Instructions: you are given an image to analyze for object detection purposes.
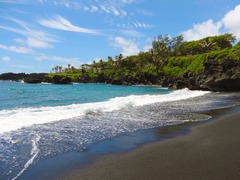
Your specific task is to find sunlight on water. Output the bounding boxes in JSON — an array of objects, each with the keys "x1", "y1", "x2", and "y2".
[
  {"x1": 1, "y1": 82, "x2": 240, "y2": 179},
  {"x1": 0, "y1": 88, "x2": 208, "y2": 134}
]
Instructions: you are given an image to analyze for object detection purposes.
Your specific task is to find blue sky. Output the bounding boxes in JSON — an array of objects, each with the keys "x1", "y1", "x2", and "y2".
[{"x1": 1, "y1": 0, "x2": 240, "y2": 73}]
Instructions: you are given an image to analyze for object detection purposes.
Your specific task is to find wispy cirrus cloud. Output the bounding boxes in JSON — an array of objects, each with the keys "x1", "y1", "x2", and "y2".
[
  {"x1": 39, "y1": 0, "x2": 130, "y2": 17},
  {"x1": 35, "y1": 54, "x2": 82, "y2": 67},
  {"x1": 0, "y1": 44, "x2": 33, "y2": 54},
  {"x1": 132, "y1": 21, "x2": 152, "y2": 29},
  {"x1": 136, "y1": 9, "x2": 154, "y2": 16},
  {"x1": 36, "y1": 0, "x2": 151, "y2": 31},
  {"x1": 2, "y1": 56, "x2": 11, "y2": 62},
  {"x1": 121, "y1": 0, "x2": 138, "y2": 4},
  {"x1": 117, "y1": 21, "x2": 152, "y2": 29},
  {"x1": 0, "y1": 18, "x2": 58, "y2": 44},
  {"x1": 120, "y1": 29, "x2": 143, "y2": 38},
  {"x1": 0, "y1": 0, "x2": 31, "y2": 4},
  {"x1": 38, "y1": 15, "x2": 99, "y2": 35},
  {"x1": 15, "y1": 37, "x2": 54, "y2": 49},
  {"x1": 0, "y1": 18, "x2": 57, "y2": 53},
  {"x1": 11, "y1": 8, "x2": 30, "y2": 14}
]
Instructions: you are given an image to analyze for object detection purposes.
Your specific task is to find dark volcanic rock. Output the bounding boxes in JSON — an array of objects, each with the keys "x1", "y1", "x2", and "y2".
[
  {"x1": 197, "y1": 59, "x2": 240, "y2": 91},
  {"x1": 0, "y1": 73, "x2": 28, "y2": 81},
  {"x1": 162, "y1": 56, "x2": 240, "y2": 92},
  {"x1": 52, "y1": 75, "x2": 72, "y2": 84},
  {"x1": 24, "y1": 73, "x2": 50, "y2": 84},
  {"x1": 1, "y1": 54, "x2": 240, "y2": 91}
]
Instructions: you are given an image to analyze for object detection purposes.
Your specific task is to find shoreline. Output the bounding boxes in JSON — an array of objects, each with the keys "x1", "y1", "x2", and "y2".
[{"x1": 57, "y1": 106, "x2": 240, "y2": 180}]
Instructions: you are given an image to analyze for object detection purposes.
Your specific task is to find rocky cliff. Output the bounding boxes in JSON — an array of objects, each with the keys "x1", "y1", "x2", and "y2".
[
  {"x1": 166, "y1": 58, "x2": 240, "y2": 91},
  {"x1": 1, "y1": 57, "x2": 240, "y2": 91}
]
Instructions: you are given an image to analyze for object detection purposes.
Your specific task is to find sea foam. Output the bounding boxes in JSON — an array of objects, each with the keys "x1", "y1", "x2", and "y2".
[{"x1": 0, "y1": 89, "x2": 209, "y2": 134}]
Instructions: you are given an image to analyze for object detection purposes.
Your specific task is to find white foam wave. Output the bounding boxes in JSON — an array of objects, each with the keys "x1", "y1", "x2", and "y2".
[
  {"x1": 0, "y1": 89, "x2": 209, "y2": 134},
  {"x1": 12, "y1": 134, "x2": 40, "y2": 180}
]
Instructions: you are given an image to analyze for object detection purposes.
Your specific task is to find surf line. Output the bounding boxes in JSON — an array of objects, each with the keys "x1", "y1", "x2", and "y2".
[{"x1": 12, "y1": 134, "x2": 40, "y2": 180}]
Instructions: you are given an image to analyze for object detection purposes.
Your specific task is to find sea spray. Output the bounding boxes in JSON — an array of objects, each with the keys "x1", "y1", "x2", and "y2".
[
  {"x1": 12, "y1": 134, "x2": 40, "y2": 180},
  {"x1": 2, "y1": 82, "x2": 240, "y2": 179},
  {"x1": 0, "y1": 89, "x2": 209, "y2": 134}
]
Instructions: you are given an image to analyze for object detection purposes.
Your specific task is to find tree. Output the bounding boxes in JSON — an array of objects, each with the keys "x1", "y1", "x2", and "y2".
[
  {"x1": 81, "y1": 64, "x2": 86, "y2": 75},
  {"x1": 151, "y1": 34, "x2": 172, "y2": 68},
  {"x1": 59, "y1": 66, "x2": 62, "y2": 73},
  {"x1": 67, "y1": 64, "x2": 71, "y2": 72},
  {"x1": 138, "y1": 51, "x2": 153, "y2": 68},
  {"x1": 178, "y1": 34, "x2": 236, "y2": 56},
  {"x1": 107, "y1": 56, "x2": 114, "y2": 67},
  {"x1": 99, "y1": 59, "x2": 105, "y2": 71},
  {"x1": 172, "y1": 35, "x2": 184, "y2": 56},
  {"x1": 71, "y1": 66, "x2": 76, "y2": 73},
  {"x1": 200, "y1": 37, "x2": 217, "y2": 53},
  {"x1": 118, "y1": 54, "x2": 123, "y2": 61},
  {"x1": 54, "y1": 66, "x2": 59, "y2": 73},
  {"x1": 213, "y1": 33, "x2": 236, "y2": 49}
]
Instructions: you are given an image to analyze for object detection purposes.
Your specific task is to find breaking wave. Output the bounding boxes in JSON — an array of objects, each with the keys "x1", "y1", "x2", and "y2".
[{"x1": 0, "y1": 89, "x2": 209, "y2": 134}]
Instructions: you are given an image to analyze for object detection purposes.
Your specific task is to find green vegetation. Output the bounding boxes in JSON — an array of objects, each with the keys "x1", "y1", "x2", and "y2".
[{"x1": 49, "y1": 33, "x2": 239, "y2": 82}]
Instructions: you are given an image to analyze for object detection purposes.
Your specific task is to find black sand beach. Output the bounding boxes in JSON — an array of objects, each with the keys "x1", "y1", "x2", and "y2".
[{"x1": 58, "y1": 106, "x2": 240, "y2": 180}]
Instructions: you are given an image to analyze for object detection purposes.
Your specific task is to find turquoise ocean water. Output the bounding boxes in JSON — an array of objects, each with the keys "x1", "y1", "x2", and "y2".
[{"x1": 0, "y1": 81, "x2": 239, "y2": 179}]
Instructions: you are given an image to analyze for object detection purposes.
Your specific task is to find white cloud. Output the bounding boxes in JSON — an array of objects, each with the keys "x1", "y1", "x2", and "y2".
[
  {"x1": 137, "y1": 9, "x2": 154, "y2": 16},
  {"x1": 12, "y1": 8, "x2": 30, "y2": 14},
  {"x1": 100, "y1": 5, "x2": 111, "y2": 14},
  {"x1": 14, "y1": 37, "x2": 54, "y2": 49},
  {"x1": 35, "y1": 54, "x2": 82, "y2": 67},
  {"x1": 83, "y1": 5, "x2": 90, "y2": 11},
  {"x1": 0, "y1": 0, "x2": 30, "y2": 4},
  {"x1": 0, "y1": 44, "x2": 33, "y2": 54},
  {"x1": 0, "y1": 18, "x2": 58, "y2": 44},
  {"x1": 110, "y1": 6, "x2": 120, "y2": 16},
  {"x1": 181, "y1": 19, "x2": 222, "y2": 41},
  {"x1": 37, "y1": 0, "x2": 137, "y2": 17},
  {"x1": 120, "y1": 9, "x2": 127, "y2": 16},
  {"x1": 91, "y1": 6, "x2": 98, "y2": 12},
  {"x1": 27, "y1": 38, "x2": 54, "y2": 49},
  {"x1": 132, "y1": 21, "x2": 152, "y2": 29},
  {"x1": 222, "y1": 4, "x2": 240, "y2": 39},
  {"x1": 120, "y1": 30, "x2": 142, "y2": 37},
  {"x1": 2, "y1": 56, "x2": 11, "y2": 61},
  {"x1": 39, "y1": 14, "x2": 99, "y2": 35},
  {"x1": 181, "y1": 4, "x2": 240, "y2": 41},
  {"x1": 121, "y1": 0, "x2": 138, "y2": 4},
  {"x1": 114, "y1": 37, "x2": 140, "y2": 56}
]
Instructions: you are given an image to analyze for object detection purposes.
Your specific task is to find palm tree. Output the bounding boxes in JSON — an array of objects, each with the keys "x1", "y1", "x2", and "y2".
[
  {"x1": 54, "y1": 66, "x2": 59, "y2": 73},
  {"x1": 68, "y1": 64, "x2": 71, "y2": 72},
  {"x1": 200, "y1": 38, "x2": 216, "y2": 53},
  {"x1": 59, "y1": 66, "x2": 62, "y2": 73},
  {"x1": 118, "y1": 53, "x2": 123, "y2": 61},
  {"x1": 71, "y1": 66, "x2": 76, "y2": 73}
]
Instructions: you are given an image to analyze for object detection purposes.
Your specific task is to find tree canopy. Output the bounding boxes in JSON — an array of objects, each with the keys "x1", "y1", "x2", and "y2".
[{"x1": 50, "y1": 33, "x2": 239, "y2": 82}]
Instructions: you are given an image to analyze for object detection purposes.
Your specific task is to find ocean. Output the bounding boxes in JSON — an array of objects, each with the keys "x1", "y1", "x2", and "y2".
[{"x1": 0, "y1": 81, "x2": 240, "y2": 179}]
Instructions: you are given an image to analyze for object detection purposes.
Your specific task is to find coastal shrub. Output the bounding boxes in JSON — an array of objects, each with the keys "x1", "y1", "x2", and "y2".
[
  {"x1": 163, "y1": 55, "x2": 205, "y2": 77},
  {"x1": 186, "y1": 54, "x2": 205, "y2": 73},
  {"x1": 48, "y1": 34, "x2": 240, "y2": 82},
  {"x1": 228, "y1": 46, "x2": 240, "y2": 61}
]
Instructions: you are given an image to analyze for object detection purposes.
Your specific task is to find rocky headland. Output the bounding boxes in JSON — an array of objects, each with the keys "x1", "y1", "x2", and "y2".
[
  {"x1": 1, "y1": 56, "x2": 240, "y2": 91},
  {"x1": 1, "y1": 34, "x2": 240, "y2": 91}
]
